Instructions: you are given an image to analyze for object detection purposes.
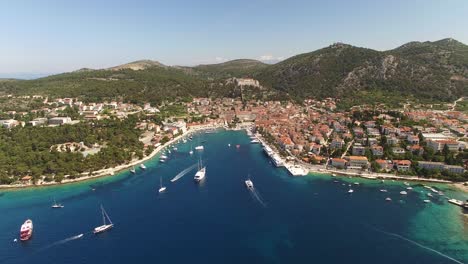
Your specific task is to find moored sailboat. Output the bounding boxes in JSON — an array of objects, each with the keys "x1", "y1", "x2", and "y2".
[{"x1": 51, "y1": 197, "x2": 64, "y2": 208}]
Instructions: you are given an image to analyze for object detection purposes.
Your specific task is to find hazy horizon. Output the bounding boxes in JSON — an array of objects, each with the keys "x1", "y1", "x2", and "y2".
[{"x1": 1, "y1": 0, "x2": 467, "y2": 77}]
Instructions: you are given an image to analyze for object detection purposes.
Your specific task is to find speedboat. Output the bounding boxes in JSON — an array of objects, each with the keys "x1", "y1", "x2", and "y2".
[
  {"x1": 19, "y1": 219, "x2": 33, "y2": 241},
  {"x1": 189, "y1": 150, "x2": 194, "y2": 155},
  {"x1": 140, "y1": 164, "x2": 147, "y2": 170},
  {"x1": 406, "y1": 187, "x2": 413, "y2": 190},
  {"x1": 385, "y1": 197, "x2": 392, "y2": 201},
  {"x1": 195, "y1": 145, "x2": 204, "y2": 150},
  {"x1": 348, "y1": 189, "x2": 354, "y2": 194},
  {"x1": 245, "y1": 179, "x2": 254, "y2": 189},
  {"x1": 130, "y1": 167, "x2": 136, "y2": 174},
  {"x1": 423, "y1": 200, "x2": 431, "y2": 203}
]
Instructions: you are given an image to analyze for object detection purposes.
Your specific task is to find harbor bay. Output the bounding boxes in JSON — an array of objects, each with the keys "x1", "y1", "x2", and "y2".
[{"x1": 0, "y1": 130, "x2": 466, "y2": 264}]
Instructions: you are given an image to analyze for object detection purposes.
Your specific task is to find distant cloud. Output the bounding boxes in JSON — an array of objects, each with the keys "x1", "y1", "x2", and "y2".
[
  {"x1": 258, "y1": 54, "x2": 285, "y2": 63},
  {"x1": 215, "y1": 57, "x2": 228, "y2": 62}
]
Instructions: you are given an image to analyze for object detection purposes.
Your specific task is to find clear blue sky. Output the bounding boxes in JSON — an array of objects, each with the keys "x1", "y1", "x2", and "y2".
[{"x1": 1, "y1": 0, "x2": 467, "y2": 76}]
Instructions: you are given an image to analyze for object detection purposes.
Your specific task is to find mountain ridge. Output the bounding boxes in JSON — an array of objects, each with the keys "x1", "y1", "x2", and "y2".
[{"x1": 1, "y1": 38, "x2": 466, "y2": 107}]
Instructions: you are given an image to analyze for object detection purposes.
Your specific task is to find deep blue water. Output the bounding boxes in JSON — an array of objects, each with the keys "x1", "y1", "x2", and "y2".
[{"x1": 0, "y1": 130, "x2": 467, "y2": 264}]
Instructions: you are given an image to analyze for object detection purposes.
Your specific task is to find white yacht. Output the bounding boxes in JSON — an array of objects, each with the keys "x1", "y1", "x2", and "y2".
[
  {"x1": 195, "y1": 145, "x2": 204, "y2": 150},
  {"x1": 158, "y1": 176, "x2": 166, "y2": 193},
  {"x1": 130, "y1": 166, "x2": 136, "y2": 174},
  {"x1": 93, "y1": 205, "x2": 113, "y2": 234},
  {"x1": 140, "y1": 164, "x2": 146, "y2": 170},
  {"x1": 348, "y1": 189, "x2": 354, "y2": 194},
  {"x1": 194, "y1": 159, "x2": 206, "y2": 182},
  {"x1": 250, "y1": 139, "x2": 260, "y2": 144},
  {"x1": 400, "y1": 191, "x2": 408, "y2": 195},
  {"x1": 385, "y1": 197, "x2": 392, "y2": 201}
]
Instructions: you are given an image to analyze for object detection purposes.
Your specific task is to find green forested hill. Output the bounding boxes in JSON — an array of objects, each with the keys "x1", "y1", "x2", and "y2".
[{"x1": 1, "y1": 38, "x2": 467, "y2": 106}]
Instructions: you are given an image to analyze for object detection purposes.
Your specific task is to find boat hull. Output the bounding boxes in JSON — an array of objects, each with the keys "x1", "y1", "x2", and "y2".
[{"x1": 93, "y1": 224, "x2": 113, "y2": 234}]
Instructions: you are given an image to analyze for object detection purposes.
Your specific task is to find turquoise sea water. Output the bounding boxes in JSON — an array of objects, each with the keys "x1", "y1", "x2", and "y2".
[{"x1": 0, "y1": 130, "x2": 467, "y2": 264}]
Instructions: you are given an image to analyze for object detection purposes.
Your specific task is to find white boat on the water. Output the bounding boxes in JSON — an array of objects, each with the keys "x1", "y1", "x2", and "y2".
[
  {"x1": 93, "y1": 205, "x2": 113, "y2": 234},
  {"x1": 385, "y1": 197, "x2": 392, "y2": 201},
  {"x1": 423, "y1": 200, "x2": 431, "y2": 203},
  {"x1": 130, "y1": 166, "x2": 136, "y2": 174},
  {"x1": 194, "y1": 159, "x2": 206, "y2": 182},
  {"x1": 19, "y1": 219, "x2": 33, "y2": 241},
  {"x1": 189, "y1": 150, "x2": 194, "y2": 155},
  {"x1": 158, "y1": 176, "x2": 166, "y2": 193},
  {"x1": 173, "y1": 147, "x2": 178, "y2": 151},
  {"x1": 400, "y1": 191, "x2": 408, "y2": 195},
  {"x1": 406, "y1": 187, "x2": 413, "y2": 190},
  {"x1": 348, "y1": 189, "x2": 354, "y2": 194},
  {"x1": 195, "y1": 145, "x2": 204, "y2": 150},
  {"x1": 245, "y1": 179, "x2": 254, "y2": 189},
  {"x1": 380, "y1": 189, "x2": 388, "y2": 192},
  {"x1": 140, "y1": 164, "x2": 146, "y2": 170},
  {"x1": 51, "y1": 198, "x2": 64, "y2": 208},
  {"x1": 228, "y1": 144, "x2": 231, "y2": 147},
  {"x1": 250, "y1": 139, "x2": 260, "y2": 144}
]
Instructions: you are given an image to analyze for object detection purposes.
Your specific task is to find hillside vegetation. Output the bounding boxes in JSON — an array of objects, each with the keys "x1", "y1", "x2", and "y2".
[{"x1": 1, "y1": 38, "x2": 467, "y2": 107}]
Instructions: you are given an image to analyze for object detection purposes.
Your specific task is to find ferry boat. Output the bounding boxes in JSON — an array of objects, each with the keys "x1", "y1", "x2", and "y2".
[
  {"x1": 93, "y1": 205, "x2": 113, "y2": 234},
  {"x1": 245, "y1": 179, "x2": 254, "y2": 189},
  {"x1": 271, "y1": 155, "x2": 284, "y2": 167},
  {"x1": 140, "y1": 164, "x2": 147, "y2": 170},
  {"x1": 195, "y1": 145, "x2": 204, "y2": 150},
  {"x1": 51, "y1": 198, "x2": 64, "y2": 208},
  {"x1": 158, "y1": 176, "x2": 166, "y2": 193},
  {"x1": 194, "y1": 159, "x2": 206, "y2": 182},
  {"x1": 19, "y1": 219, "x2": 33, "y2": 241}
]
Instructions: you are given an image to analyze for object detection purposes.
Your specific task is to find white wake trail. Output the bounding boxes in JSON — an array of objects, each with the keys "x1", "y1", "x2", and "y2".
[
  {"x1": 170, "y1": 163, "x2": 198, "y2": 182},
  {"x1": 370, "y1": 226, "x2": 464, "y2": 264},
  {"x1": 249, "y1": 188, "x2": 267, "y2": 207},
  {"x1": 37, "y1": 233, "x2": 84, "y2": 252}
]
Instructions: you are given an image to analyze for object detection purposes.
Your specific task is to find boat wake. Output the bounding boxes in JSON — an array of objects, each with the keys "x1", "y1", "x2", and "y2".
[
  {"x1": 37, "y1": 233, "x2": 84, "y2": 252},
  {"x1": 170, "y1": 163, "x2": 198, "y2": 182},
  {"x1": 367, "y1": 225, "x2": 464, "y2": 264},
  {"x1": 249, "y1": 188, "x2": 267, "y2": 208}
]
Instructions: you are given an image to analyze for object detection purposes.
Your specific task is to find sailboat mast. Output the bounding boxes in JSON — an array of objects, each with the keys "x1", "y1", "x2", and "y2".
[{"x1": 101, "y1": 206, "x2": 106, "y2": 225}]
